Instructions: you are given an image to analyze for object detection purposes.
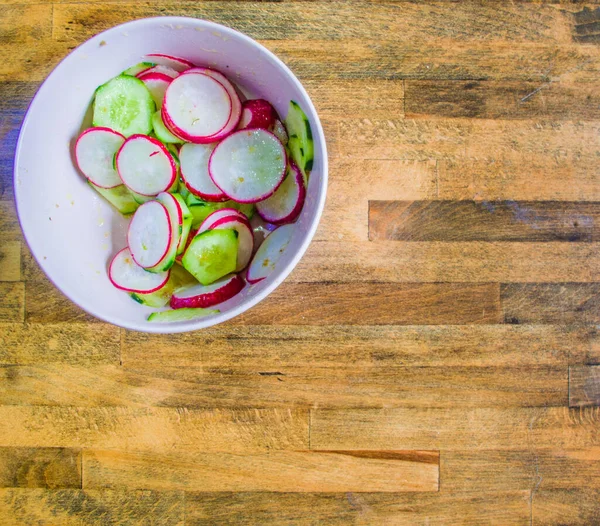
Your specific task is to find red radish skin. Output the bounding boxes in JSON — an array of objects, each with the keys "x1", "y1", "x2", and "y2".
[
  {"x1": 175, "y1": 227, "x2": 197, "y2": 264},
  {"x1": 198, "y1": 208, "x2": 246, "y2": 233},
  {"x1": 209, "y1": 215, "x2": 254, "y2": 271},
  {"x1": 145, "y1": 53, "x2": 194, "y2": 72},
  {"x1": 208, "y1": 129, "x2": 287, "y2": 204},
  {"x1": 136, "y1": 65, "x2": 179, "y2": 79},
  {"x1": 137, "y1": 71, "x2": 173, "y2": 83},
  {"x1": 238, "y1": 99, "x2": 276, "y2": 131},
  {"x1": 182, "y1": 177, "x2": 228, "y2": 202},
  {"x1": 256, "y1": 162, "x2": 306, "y2": 225},
  {"x1": 137, "y1": 72, "x2": 172, "y2": 109},
  {"x1": 127, "y1": 201, "x2": 173, "y2": 269},
  {"x1": 157, "y1": 191, "x2": 183, "y2": 225},
  {"x1": 116, "y1": 135, "x2": 178, "y2": 197},
  {"x1": 75, "y1": 127, "x2": 126, "y2": 189},
  {"x1": 170, "y1": 274, "x2": 245, "y2": 309},
  {"x1": 179, "y1": 143, "x2": 228, "y2": 202},
  {"x1": 109, "y1": 248, "x2": 170, "y2": 293},
  {"x1": 162, "y1": 73, "x2": 233, "y2": 143}
]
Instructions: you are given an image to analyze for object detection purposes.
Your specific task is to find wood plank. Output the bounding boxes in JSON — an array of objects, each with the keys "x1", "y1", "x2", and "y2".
[
  {"x1": 0, "y1": 323, "x2": 119, "y2": 365},
  {"x1": 405, "y1": 80, "x2": 600, "y2": 120},
  {"x1": 0, "y1": 364, "x2": 566, "y2": 408},
  {"x1": 369, "y1": 201, "x2": 600, "y2": 242},
  {"x1": 52, "y1": 3, "x2": 573, "y2": 45},
  {"x1": 82, "y1": 449, "x2": 439, "y2": 492},
  {"x1": 186, "y1": 490, "x2": 530, "y2": 525},
  {"x1": 310, "y1": 407, "x2": 599, "y2": 451},
  {"x1": 0, "y1": 282, "x2": 24, "y2": 322},
  {"x1": 0, "y1": 488, "x2": 184, "y2": 526},
  {"x1": 0, "y1": 407, "x2": 308, "y2": 453},
  {"x1": 294, "y1": 241, "x2": 600, "y2": 283},
  {"x1": 569, "y1": 365, "x2": 600, "y2": 407},
  {"x1": 122, "y1": 324, "x2": 582, "y2": 368},
  {"x1": 25, "y1": 278, "x2": 98, "y2": 323},
  {"x1": 0, "y1": 5, "x2": 52, "y2": 44},
  {"x1": 534, "y1": 489, "x2": 600, "y2": 525},
  {"x1": 534, "y1": 448, "x2": 600, "y2": 488},
  {"x1": 0, "y1": 447, "x2": 80, "y2": 489},
  {"x1": 0, "y1": 201, "x2": 20, "y2": 240},
  {"x1": 0, "y1": 241, "x2": 19, "y2": 281},
  {"x1": 229, "y1": 282, "x2": 501, "y2": 326},
  {"x1": 501, "y1": 283, "x2": 600, "y2": 324}
]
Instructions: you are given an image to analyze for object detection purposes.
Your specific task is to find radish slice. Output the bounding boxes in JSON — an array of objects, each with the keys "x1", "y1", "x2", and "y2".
[
  {"x1": 198, "y1": 208, "x2": 246, "y2": 233},
  {"x1": 127, "y1": 201, "x2": 173, "y2": 269},
  {"x1": 75, "y1": 127, "x2": 125, "y2": 189},
  {"x1": 137, "y1": 64, "x2": 179, "y2": 79},
  {"x1": 182, "y1": 68, "x2": 242, "y2": 141},
  {"x1": 247, "y1": 224, "x2": 295, "y2": 284},
  {"x1": 162, "y1": 73, "x2": 232, "y2": 142},
  {"x1": 109, "y1": 247, "x2": 169, "y2": 293},
  {"x1": 179, "y1": 143, "x2": 227, "y2": 202},
  {"x1": 137, "y1": 72, "x2": 172, "y2": 109},
  {"x1": 170, "y1": 273, "x2": 244, "y2": 309},
  {"x1": 256, "y1": 162, "x2": 306, "y2": 224},
  {"x1": 117, "y1": 134, "x2": 177, "y2": 196},
  {"x1": 209, "y1": 215, "x2": 254, "y2": 271},
  {"x1": 208, "y1": 129, "x2": 287, "y2": 203},
  {"x1": 238, "y1": 99, "x2": 276, "y2": 131},
  {"x1": 145, "y1": 53, "x2": 194, "y2": 73},
  {"x1": 271, "y1": 119, "x2": 288, "y2": 145}
]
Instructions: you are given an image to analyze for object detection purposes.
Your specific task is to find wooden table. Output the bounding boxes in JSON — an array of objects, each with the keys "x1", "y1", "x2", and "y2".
[{"x1": 1, "y1": 1, "x2": 600, "y2": 524}]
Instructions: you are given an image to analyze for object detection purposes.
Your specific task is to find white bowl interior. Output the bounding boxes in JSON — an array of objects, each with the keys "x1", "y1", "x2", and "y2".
[{"x1": 14, "y1": 17, "x2": 327, "y2": 333}]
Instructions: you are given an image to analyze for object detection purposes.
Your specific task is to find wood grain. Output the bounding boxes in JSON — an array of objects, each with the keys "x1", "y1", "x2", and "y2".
[
  {"x1": 501, "y1": 283, "x2": 600, "y2": 324},
  {"x1": 0, "y1": 407, "x2": 308, "y2": 452},
  {"x1": 186, "y1": 491, "x2": 530, "y2": 525},
  {"x1": 369, "y1": 201, "x2": 600, "y2": 242},
  {"x1": 569, "y1": 365, "x2": 600, "y2": 407},
  {"x1": 0, "y1": 241, "x2": 19, "y2": 281},
  {"x1": 0, "y1": 489, "x2": 184, "y2": 526},
  {"x1": 82, "y1": 449, "x2": 439, "y2": 492},
  {"x1": 0, "y1": 447, "x2": 80, "y2": 489},
  {"x1": 310, "y1": 407, "x2": 599, "y2": 451},
  {"x1": 0, "y1": 201, "x2": 20, "y2": 240},
  {"x1": 0, "y1": 364, "x2": 566, "y2": 409},
  {"x1": 0, "y1": 282, "x2": 24, "y2": 322},
  {"x1": 122, "y1": 324, "x2": 584, "y2": 368},
  {"x1": 534, "y1": 489, "x2": 600, "y2": 525},
  {"x1": 0, "y1": 323, "x2": 119, "y2": 365}
]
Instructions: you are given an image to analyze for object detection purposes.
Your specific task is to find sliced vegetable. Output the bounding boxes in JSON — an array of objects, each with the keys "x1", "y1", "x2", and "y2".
[
  {"x1": 155, "y1": 191, "x2": 185, "y2": 271},
  {"x1": 148, "y1": 307, "x2": 219, "y2": 322},
  {"x1": 182, "y1": 229, "x2": 238, "y2": 285},
  {"x1": 152, "y1": 111, "x2": 183, "y2": 144},
  {"x1": 209, "y1": 129, "x2": 286, "y2": 203},
  {"x1": 256, "y1": 162, "x2": 306, "y2": 224},
  {"x1": 179, "y1": 142, "x2": 227, "y2": 201},
  {"x1": 93, "y1": 75, "x2": 155, "y2": 137},
  {"x1": 122, "y1": 61, "x2": 155, "y2": 77},
  {"x1": 186, "y1": 194, "x2": 254, "y2": 228},
  {"x1": 137, "y1": 64, "x2": 179, "y2": 79},
  {"x1": 116, "y1": 134, "x2": 177, "y2": 196},
  {"x1": 285, "y1": 101, "x2": 314, "y2": 177},
  {"x1": 75, "y1": 127, "x2": 125, "y2": 188},
  {"x1": 247, "y1": 224, "x2": 294, "y2": 284},
  {"x1": 198, "y1": 208, "x2": 246, "y2": 233},
  {"x1": 171, "y1": 193, "x2": 193, "y2": 255},
  {"x1": 127, "y1": 200, "x2": 173, "y2": 270},
  {"x1": 271, "y1": 119, "x2": 288, "y2": 145},
  {"x1": 138, "y1": 72, "x2": 171, "y2": 109},
  {"x1": 170, "y1": 273, "x2": 244, "y2": 309},
  {"x1": 145, "y1": 53, "x2": 194, "y2": 72},
  {"x1": 209, "y1": 215, "x2": 254, "y2": 272},
  {"x1": 238, "y1": 99, "x2": 276, "y2": 131},
  {"x1": 89, "y1": 182, "x2": 139, "y2": 215},
  {"x1": 162, "y1": 72, "x2": 232, "y2": 142},
  {"x1": 109, "y1": 247, "x2": 169, "y2": 293}
]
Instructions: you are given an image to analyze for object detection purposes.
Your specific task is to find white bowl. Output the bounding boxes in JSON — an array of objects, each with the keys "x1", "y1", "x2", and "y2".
[{"x1": 14, "y1": 17, "x2": 328, "y2": 333}]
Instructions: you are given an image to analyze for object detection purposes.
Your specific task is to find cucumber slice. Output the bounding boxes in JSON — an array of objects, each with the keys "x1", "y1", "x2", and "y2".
[
  {"x1": 122, "y1": 62, "x2": 155, "y2": 77},
  {"x1": 152, "y1": 111, "x2": 183, "y2": 144},
  {"x1": 89, "y1": 182, "x2": 139, "y2": 215},
  {"x1": 93, "y1": 75, "x2": 155, "y2": 137},
  {"x1": 182, "y1": 229, "x2": 238, "y2": 285},
  {"x1": 186, "y1": 194, "x2": 255, "y2": 228},
  {"x1": 285, "y1": 101, "x2": 314, "y2": 176},
  {"x1": 147, "y1": 307, "x2": 219, "y2": 323},
  {"x1": 172, "y1": 193, "x2": 193, "y2": 255}
]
